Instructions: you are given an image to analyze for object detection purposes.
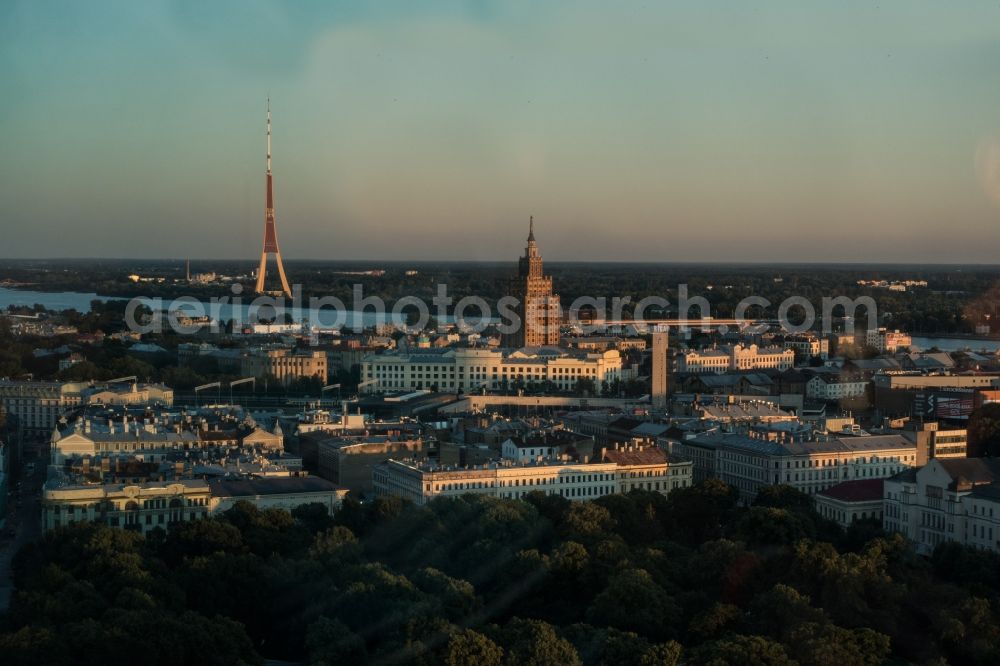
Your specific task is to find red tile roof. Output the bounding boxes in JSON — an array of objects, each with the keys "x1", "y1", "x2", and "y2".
[
  {"x1": 602, "y1": 447, "x2": 669, "y2": 466},
  {"x1": 817, "y1": 478, "x2": 884, "y2": 503}
]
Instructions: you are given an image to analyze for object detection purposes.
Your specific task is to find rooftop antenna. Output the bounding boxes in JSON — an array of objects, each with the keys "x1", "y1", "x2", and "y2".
[{"x1": 266, "y1": 97, "x2": 271, "y2": 173}]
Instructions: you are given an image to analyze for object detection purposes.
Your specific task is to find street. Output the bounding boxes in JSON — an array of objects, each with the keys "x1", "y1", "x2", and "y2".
[{"x1": 0, "y1": 439, "x2": 46, "y2": 612}]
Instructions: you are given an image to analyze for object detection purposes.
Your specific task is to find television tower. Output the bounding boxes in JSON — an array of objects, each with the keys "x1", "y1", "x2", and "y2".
[{"x1": 254, "y1": 98, "x2": 292, "y2": 297}]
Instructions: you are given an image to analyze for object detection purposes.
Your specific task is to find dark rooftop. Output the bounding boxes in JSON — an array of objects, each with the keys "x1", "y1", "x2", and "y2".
[
  {"x1": 209, "y1": 476, "x2": 343, "y2": 498},
  {"x1": 817, "y1": 478, "x2": 884, "y2": 503}
]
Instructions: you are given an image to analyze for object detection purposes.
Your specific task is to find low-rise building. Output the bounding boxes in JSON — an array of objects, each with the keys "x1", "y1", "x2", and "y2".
[
  {"x1": 208, "y1": 477, "x2": 347, "y2": 515},
  {"x1": 242, "y1": 348, "x2": 328, "y2": 385},
  {"x1": 500, "y1": 428, "x2": 593, "y2": 463},
  {"x1": 815, "y1": 479, "x2": 885, "y2": 528},
  {"x1": 42, "y1": 475, "x2": 346, "y2": 534},
  {"x1": 783, "y1": 335, "x2": 830, "y2": 361},
  {"x1": 805, "y1": 373, "x2": 869, "y2": 401}
]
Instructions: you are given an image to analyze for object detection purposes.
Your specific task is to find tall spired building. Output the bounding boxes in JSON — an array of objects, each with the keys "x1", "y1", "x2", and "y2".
[
  {"x1": 508, "y1": 217, "x2": 561, "y2": 348},
  {"x1": 254, "y1": 99, "x2": 292, "y2": 297}
]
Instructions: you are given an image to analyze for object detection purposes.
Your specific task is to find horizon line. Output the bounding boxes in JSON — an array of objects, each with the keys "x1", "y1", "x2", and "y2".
[{"x1": 1, "y1": 257, "x2": 999, "y2": 269}]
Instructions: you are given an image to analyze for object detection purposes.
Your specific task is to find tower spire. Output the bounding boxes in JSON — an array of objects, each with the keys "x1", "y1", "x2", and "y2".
[
  {"x1": 527, "y1": 215, "x2": 535, "y2": 243},
  {"x1": 255, "y1": 98, "x2": 292, "y2": 298}
]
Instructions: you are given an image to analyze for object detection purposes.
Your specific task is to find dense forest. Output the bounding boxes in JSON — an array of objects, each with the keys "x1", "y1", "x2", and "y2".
[{"x1": 2, "y1": 482, "x2": 999, "y2": 665}]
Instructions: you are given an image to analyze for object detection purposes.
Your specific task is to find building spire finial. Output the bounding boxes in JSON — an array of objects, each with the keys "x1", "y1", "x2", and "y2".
[
  {"x1": 527, "y1": 215, "x2": 535, "y2": 243},
  {"x1": 266, "y1": 97, "x2": 272, "y2": 173}
]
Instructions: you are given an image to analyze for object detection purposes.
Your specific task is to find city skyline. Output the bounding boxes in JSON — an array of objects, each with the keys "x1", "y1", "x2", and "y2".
[{"x1": 4, "y1": 1, "x2": 1000, "y2": 263}]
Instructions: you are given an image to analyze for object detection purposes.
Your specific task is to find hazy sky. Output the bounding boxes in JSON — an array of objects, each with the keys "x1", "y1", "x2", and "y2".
[{"x1": 3, "y1": 1, "x2": 1000, "y2": 263}]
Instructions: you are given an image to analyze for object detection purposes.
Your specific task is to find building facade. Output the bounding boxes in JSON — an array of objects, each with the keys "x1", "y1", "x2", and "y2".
[
  {"x1": 805, "y1": 374, "x2": 869, "y2": 401},
  {"x1": 676, "y1": 344, "x2": 794, "y2": 374},
  {"x1": 241, "y1": 349, "x2": 328, "y2": 385},
  {"x1": 679, "y1": 431, "x2": 917, "y2": 503},
  {"x1": 783, "y1": 335, "x2": 830, "y2": 361},
  {"x1": 506, "y1": 217, "x2": 560, "y2": 348},
  {"x1": 361, "y1": 347, "x2": 622, "y2": 394},
  {"x1": 373, "y1": 447, "x2": 691, "y2": 506},
  {"x1": 815, "y1": 479, "x2": 885, "y2": 528},
  {"x1": 42, "y1": 476, "x2": 346, "y2": 534},
  {"x1": 883, "y1": 458, "x2": 1000, "y2": 555}
]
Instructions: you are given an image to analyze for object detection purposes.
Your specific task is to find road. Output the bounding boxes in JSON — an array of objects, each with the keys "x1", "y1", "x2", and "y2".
[{"x1": 0, "y1": 440, "x2": 46, "y2": 612}]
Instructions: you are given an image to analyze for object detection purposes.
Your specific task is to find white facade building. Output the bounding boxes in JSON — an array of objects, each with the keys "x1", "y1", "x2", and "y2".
[
  {"x1": 373, "y1": 459, "x2": 621, "y2": 505},
  {"x1": 676, "y1": 344, "x2": 794, "y2": 375},
  {"x1": 373, "y1": 446, "x2": 692, "y2": 505},
  {"x1": 883, "y1": 458, "x2": 1000, "y2": 555},
  {"x1": 361, "y1": 347, "x2": 622, "y2": 394},
  {"x1": 806, "y1": 374, "x2": 869, "y2": 401}
]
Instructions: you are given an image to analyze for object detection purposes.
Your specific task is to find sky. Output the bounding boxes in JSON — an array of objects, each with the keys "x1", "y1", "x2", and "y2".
[{"x1": 3, "y1": 0, "x2": 1000, "y2": 263}]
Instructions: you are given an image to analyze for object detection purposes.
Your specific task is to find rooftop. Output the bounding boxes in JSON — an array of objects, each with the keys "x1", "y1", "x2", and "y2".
[
  {"x1": 817, "y1": 478, "x2": 884, "y2": 503},
  {"x1": 208, "y1": 476, "x2": 343, "y2": 497}
]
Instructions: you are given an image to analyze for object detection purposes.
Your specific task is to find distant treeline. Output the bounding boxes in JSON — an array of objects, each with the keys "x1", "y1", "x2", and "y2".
[{"x1": 3, "y1": 260, "x2": 1000, "y2": 333}]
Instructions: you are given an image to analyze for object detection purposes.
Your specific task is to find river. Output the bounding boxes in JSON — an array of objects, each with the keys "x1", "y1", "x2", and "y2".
[
  {"x1": 0, "y1": 286, "x2": 469, "y2": 329},
  {"x1": 2, "y1": 287, "x2": 997, "y2": 345},
  {"x1": 0, "y1": 286, "x2": 121, "y2": 312},
  {"x1": 908, "y1": 336, "x2": 1000, "y2": 353}
]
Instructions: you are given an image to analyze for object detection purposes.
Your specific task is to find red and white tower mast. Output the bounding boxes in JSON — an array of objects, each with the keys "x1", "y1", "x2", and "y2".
[{"x1": 254, "y1": 98, "x2": 292, "y2": 297}]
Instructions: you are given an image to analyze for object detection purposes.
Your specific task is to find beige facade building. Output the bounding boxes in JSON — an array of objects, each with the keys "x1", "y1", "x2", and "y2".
[
  {"x1": 601, "y1": 442, "x2": 693, "y2": 494},
  {"x1": 0, "y1": 380, "x2": 173, "y2": 434},
  {"x1": 783, "y1": 335, "x2": 830, "y2": 361},
  {"x1": 858, "y1": 327, "x2": 912, "y2": 353},
  {"x1": 506, "y1": 217, "x2": 560, "y2": 348},
  {"x1": 241, "y1": 348, "x2": 328, "y2": 385},
  {"x1": 42, "y1": 476, "x2": 346, "y2": 534},
  {"x1": 373, "y1": 444, "x2": 691, "y2": 506},
  {"x1": 361, "y1": 347, "x2": 622, "y2": 394},
  {"x1": 0, "y1": 381, "x2": 83, "y2": 433},
  {"x1": 676, "y1": 344, "x2": 794, "y2": 374},
  {"x1": 373, "y1": 459, "x2": 619, "y2": 505}
]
